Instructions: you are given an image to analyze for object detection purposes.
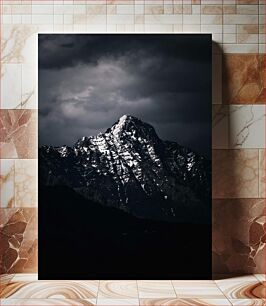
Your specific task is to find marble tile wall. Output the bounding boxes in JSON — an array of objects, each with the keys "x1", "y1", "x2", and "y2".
[{"x1": 0, "y1": 0, "x2": 265, "y2": 276}]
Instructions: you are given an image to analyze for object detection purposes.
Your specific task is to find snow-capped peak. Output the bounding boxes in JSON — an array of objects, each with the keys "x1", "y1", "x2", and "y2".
[{"x1": 111, "y1": 114, "x2": 132, "y2": 136}]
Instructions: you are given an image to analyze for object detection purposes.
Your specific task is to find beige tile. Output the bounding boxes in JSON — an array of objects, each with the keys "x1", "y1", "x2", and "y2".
[
  {"x1": 107, "y1": 14, "x2": 134, "y2": 24},
  {"x1": 172, "y1": 281, "x2": 225, "y2": 299},
  {"x1": 259, "y1": 44, "x2": 265, "y2": 54},
  {"x1": 11, "y1": 274, "x2": 38, "y2": 282},
  {"x1": 1, "y1": 15, "x2": 12, "y2": 25},
  {"x1": 32, "y1": 4, "x2": 53, "y2": 14},
  {"x1": 3, "y1": 4, "x2": 12, "y2": 14},
  {"x1": 21, "y1": 15, "x2": 32, "y2": 24},
  {"x1": 191, "y1": 5, "x2": 200, "y2": 14},
  {"x1": 182, "y1": 5, "x2": 192, "y2": 14},
  {"x1": 201, "y1": 5, "x2": 223, "y2": 14},
  {"x1": 183, "y1": 14, "x2": 200, "y2": 24},
  {"x1": 138, "y1": 281, "x2": 176, "y2": 299},
  {"x1": 1, "y1": 281, "x2": 99, "y2": 299},
  {"x1": 64, "y1": 15, "x2": 74, "y2": 25},
  {"x1": 224, "y1": 14, "x2": 258, "y2": 24},
  {"x1": 173, "y1": 24, "x2": 183, "y2": 32},
  {"x1": 259, "y1": 24, "x2": 265, "y2": 33},
  {"x1": 223, "y1": 5, "x2": 236, "y2": 14},
  {"x1": 0, "y1": 110, "x2": 37, "y2": 159},
  {"x1": 73, "y1": 5, "x2": 86, "y2": 14},
  {"x1": 135, "y1": 4, "x2": 144, "y2": 14},
  {"x1": 87, "y1": 5, "x2": 106, "y2": 15},
  {"x1": 96, "y1": 299, "x2": 139, "y2": 305},
  {"x1": 14, "y1": 159, "x2": 37, "y2": 207},
  {"x1": 259, "y1": 149, "x2": 265, "y2": 198},
  {"x1": 54, "y1": 4, "x2": 64, "y2": 14},
  {"x1": 86, "y1": 24, "x2": 107, "y2": 32},
  {"x1": 116, "y1": 24, "x2": 134, "y2": 32},
  {"x1": 0, "y1": 159, "x2": 15, "y2": 208},
  {"x1": 87, "y1": 15, "x2": 106, "y2": 25},
  {"x1": 73, "y1": 24, "x2": 91, "y2": 31},
  {"x1": 12, "y1": 15, "x2": 22, "y2": 24},
  {"x1": 237, "y1": 25, "x2": 259, "y2": 34},
  {"x1": 144, "y1": 14, "x2": 182, "y2": 24},
  {"x1": 144, "y1": 5, "x2": 164, "y2": 14},
  {"x1": 215, "y1": 276, "x2": 264, "y2": 299},
  {"x1": 259, "y1": 34, "x2": 265, "y2": 43},
  {"x1": 135, "y1": 15, "x2": 144, "y2": 24},
  {"x1": 229, "y1": 105, "x2": 265, "y2": 149},
  {"x1": 236, "y1": 0, "x2": 259, "y2": 4},
  {"x1": 0, "y1": 274, "x2": 14, "y2": 294},
  {"x1": 73, "y1": 14, "x2": 86, "y2": 24},
  {"x1": 53, "y1": 24, "x2": 64, "y2": 32},
  {"x1": 212, "y1": 149, "x2": 259, "y2": 198},
  {"x1": 202, "y1": 0, "x2": 223, "y2": 3},
  {"x1": 223, "y1": 33, "x2": 237, "y2": 43},
  {"x1": 202, "y1": 25, "x2": 223, "y2": 33},
  {"x1": 183, "y1": 24, "x2": 200, "y2": 32},
  {"x1": 237, "y1": 4, "x2": 259, "y2": 14},
  {"x1": 201, "y1": 15, "x2": 223, "y2": 24},
  {"x1": 223, "y1": 43, "x2": 258, "y2": 53},
  {"x1": 229, "y1": 300, "x2": 266, "y2": 305},
  {"x1": 62, "y1": 24, "x2": 74, "y2": 32},
  {"x1": 140, "y1": 299, "x2": 177, "y2": 306},
  {"x1": 1, "y1": 25, "x2": 38, "y2": 63},
  {"x1": 117, "y1": 5, "x2": 134, "y2": 15},
  {"x1": 63, "y1": 4, "x2": 74, "y2": 14},
  {"x1": 98, "y1": 281, "x2": 138, "y2": 299},
  {"x1": 53, "y1": 15, "x2": 64, "y2": 25},
  {"x1": 107, "y1": 0, "x2": 134, "y2": 3},
  {"x1": 1, "y1": 64, "x2": 22, "y2": 109},
  {"x1": 12, "y1": 5, "x2": 31, "y2": 15},
  {"x1": 223, "y1": 25, "x2": 237, "y2": 33},
  {"x1": 237, "y1": 33, "x2": 259, "y2": 44},
  {"x1": 135, "y1": 24, "x2": 145, "y2": 32},
  {"x1": 106, "y1": 23, "x2": 116, "y2": 31},
  {"x1": 32, "y1": 15, "x2": 54, "y2": 25},
  {"x1": 107, "y1": 5, "x2": 116, "y2": 14},
  {"x1": 140, "y1": 298, "x2": 232, "y2": 305},
  {"x1": 0, "y1": 299, "x2": 96, "y2": 305},
  {"x1": 259, "y1": 4, "x2": 265, "y2": 14},
  {"x1": 173, "y1": 5, "x2": 182, "y2": 14}
]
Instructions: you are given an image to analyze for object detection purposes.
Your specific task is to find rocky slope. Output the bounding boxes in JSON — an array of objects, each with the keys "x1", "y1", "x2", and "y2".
[{"x1": 39, "y1": 115, "x2": 211, "y2": 223}]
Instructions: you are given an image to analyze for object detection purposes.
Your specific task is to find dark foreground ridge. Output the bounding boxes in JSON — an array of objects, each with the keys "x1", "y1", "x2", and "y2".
[{"x1": 39, "y1": 184, "x2": 211, "y2": 279}]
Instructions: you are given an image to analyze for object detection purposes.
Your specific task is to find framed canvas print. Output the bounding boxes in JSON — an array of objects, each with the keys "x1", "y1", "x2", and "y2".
[{"x1": 38, "y1": 34, "x2": 212, "y2": 280}]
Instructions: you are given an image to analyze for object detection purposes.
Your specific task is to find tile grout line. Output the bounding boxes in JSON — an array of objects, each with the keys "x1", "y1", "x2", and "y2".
[
  {"x1": 135, "y1": 279, "x2": 140, "y2": 306},
  {"x1": 171, "y1": 280, "x2": 179, "y2": 299},
  {"x1": 213, "y1": 278, "x2": 232, "y2": 303},
  {"x1": 96, "y1": 279, "x2": 100, "y2": 305}
]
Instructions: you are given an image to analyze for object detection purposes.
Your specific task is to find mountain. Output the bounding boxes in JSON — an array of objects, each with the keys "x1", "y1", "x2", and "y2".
[{"x1": 39, "y1": 115, "x2": 211, "y2": 223}]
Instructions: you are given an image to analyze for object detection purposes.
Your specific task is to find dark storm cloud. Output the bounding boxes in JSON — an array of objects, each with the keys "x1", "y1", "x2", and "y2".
[
  {"x1": 39, "y1": 34, "x2": 210, "y2": 70},
  {"x1": 39, "y1": 34, "x2": 211, "y2": 158}
]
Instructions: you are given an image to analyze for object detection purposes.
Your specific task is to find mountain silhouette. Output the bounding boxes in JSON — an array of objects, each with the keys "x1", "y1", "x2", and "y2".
[{"x1": 39, "y1": 115, "x2": 211, "y2": 223}]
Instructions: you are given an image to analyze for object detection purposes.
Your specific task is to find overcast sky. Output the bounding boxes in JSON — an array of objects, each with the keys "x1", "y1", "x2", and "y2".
[{"x1": 39, "y1": 34, "x2": 212, "y2": 158}]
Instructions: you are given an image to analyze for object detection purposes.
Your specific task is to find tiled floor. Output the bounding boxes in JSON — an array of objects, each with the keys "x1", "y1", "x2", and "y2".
[{"x1": 0, "y1": 274, "x2": 265, "y2": 305}]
